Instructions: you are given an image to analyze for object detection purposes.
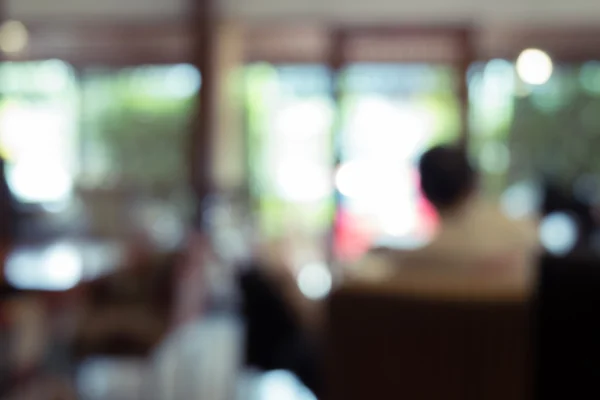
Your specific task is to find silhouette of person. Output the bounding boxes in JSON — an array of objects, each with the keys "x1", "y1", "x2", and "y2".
[{"x1": 360, "y1": 145, "x2": 539, "y2": 284}]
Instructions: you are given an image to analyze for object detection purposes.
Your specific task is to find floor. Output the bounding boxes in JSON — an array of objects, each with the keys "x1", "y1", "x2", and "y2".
[{"x1": 74, "y1": 315, "x2": 316, "y2": 400}]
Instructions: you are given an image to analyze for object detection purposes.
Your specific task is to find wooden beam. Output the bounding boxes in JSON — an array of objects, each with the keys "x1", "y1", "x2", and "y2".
[
  {"x1": 190, "y1": 0, "x2": 216, "y2": 228},
  {"x1": 480, "y1": 25, "x2": 600, "y2": 62},
  {"x1": 243, "y1": 24, "x2": 331, "y2": 63},
  {"x1": 328, "y1": 28, "x2": 346, "y2": 265},
  {"x1": 458, "y1": 28, "x2": 475, "y2": 148},
  {"x1": 11, "y1": 20, "x2": 191, "y2": 66}
]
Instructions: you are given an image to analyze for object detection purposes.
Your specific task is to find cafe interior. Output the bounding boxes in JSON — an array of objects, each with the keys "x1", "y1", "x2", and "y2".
[{"x1": 1, "y1": 0, "x2": 600, "y2": 398}]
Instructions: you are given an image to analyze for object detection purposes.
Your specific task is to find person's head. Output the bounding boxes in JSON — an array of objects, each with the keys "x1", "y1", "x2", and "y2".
[{"x1": 419, "y1": 145, "x2": 477, "y2": 213}]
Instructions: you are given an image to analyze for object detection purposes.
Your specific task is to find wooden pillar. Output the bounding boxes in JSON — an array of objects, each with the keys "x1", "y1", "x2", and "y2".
[
  {"x1": 458, "y1": 27, "x2": 475, "y2": 149},
  {"x1": 173, "y1": 0, "x2": 219, "y2": 328},
  {"x1": 328, "y1": 28, "x2": 346, "y2": 266},
  {"x1": 212, "y1": 21, "x2": 245, "y2": 198},
  {"x1": 0, "y1": 8, "x2": 16, "y2": 242},
  {"x1": 190, "y1": 0, "x2": 217, "y2": 229}
]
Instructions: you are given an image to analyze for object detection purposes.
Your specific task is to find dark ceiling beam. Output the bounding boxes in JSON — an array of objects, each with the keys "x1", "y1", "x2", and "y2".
[{"x1": 190, "y1": 0, "x2": 217, "y2": 227}]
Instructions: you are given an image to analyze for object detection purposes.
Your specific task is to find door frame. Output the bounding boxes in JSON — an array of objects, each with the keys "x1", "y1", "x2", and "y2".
[{"x1": 327, "y1": 24, "x2": 475, "y2": 263}]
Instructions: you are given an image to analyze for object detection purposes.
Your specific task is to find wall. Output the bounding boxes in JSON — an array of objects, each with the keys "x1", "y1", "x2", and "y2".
[
  {"x1": 224, "y1": 0, "x2": 600, "y2": 25},
  {"x1": 7, "y1": 0, "x2": 600, "y2": 25},
  {"x1": 6, "y1": 0, "x2": 186, "y2": 21}
]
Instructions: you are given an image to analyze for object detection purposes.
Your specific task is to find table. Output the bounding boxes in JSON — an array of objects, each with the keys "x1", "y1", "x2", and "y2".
[
  {"x1": 0, "y1": 239, "x2": 128, "y2": 396},
  {"x1": 74, "y1": 315, "x2": 315, "y2": 400},
  {"x1": 1, "y1": 239, "x2": 126, "y2": 292}
]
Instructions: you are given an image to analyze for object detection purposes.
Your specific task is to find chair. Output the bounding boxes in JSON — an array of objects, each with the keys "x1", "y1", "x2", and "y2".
[
  {"x1": 535, "y1": 254, "x2": 600, "y2": 399},
  {"x1": 74, "y1": 251, "x2": 179, "y2": 358},
  {"x1": 327, "y1": 280, "x2": 533, "y2": 400}
]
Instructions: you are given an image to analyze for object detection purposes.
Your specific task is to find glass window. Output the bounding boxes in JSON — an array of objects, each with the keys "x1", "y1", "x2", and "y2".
[
  {"x1": 79, "y1": 64, "x2": 200, "y2": 242},
  {"x1": 470, "y1": 59, "x2": 600, "y2": 197},
  {"x1": 245, "y1": 64, "x2": 335, "y2": 263},
  {"x1": 335, "y1": 63, "x2": 462, "y2": 260},
  {"x1": 0, "y1": 60, "x2": 78, "y2": 205}
]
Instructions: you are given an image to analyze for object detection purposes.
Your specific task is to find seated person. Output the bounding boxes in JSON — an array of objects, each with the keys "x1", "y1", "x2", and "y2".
[{"x1": 361, "y1": 145, "x2": 539, "y2": 287}]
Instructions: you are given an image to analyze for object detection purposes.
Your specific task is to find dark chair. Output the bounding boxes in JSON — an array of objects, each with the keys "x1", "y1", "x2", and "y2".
[
  {"x1": 239, "y1": 265, "x2": 322, "y2": 396},
  {"x1": 327, "y1": 281, "x2": 533, "y2": 400},
  {"x1": 74, "y1": 252, "x2": 179, "y2": 358},
  {"x1": 535, "y1": 254, "x2": 600, "y2": 399}
]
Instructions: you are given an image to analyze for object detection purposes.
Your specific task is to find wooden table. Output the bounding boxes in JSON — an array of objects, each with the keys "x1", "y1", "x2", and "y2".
[
  {"x1": 0, "y1": 233, "x2": 214, "y2": 398},
  {"x1": 1, "y1": 239, "x2": 127, "y2": 292},
  {"x1": 0, "y1": 239, "x2": 129, "y2": 396}
]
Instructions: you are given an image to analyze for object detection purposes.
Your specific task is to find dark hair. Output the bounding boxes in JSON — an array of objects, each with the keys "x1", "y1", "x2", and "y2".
[{"x1": 419, "y1": 145, "x2": 476, "y2": 210}]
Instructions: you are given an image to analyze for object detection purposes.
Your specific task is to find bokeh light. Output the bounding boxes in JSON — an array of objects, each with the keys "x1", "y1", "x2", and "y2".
[
  {"x1": 501, "y1": 181, "x2": 541, "y2": 220},
  {"x1": 6, "y1": 243, "x2": 83, "y2": 291},
  {"x1": 539, "y1": 212, "x2": 578, "y2": 256},
  {"x1": 6, "y1": 160, "x2": 72, "y2": 203},
  {"x1": 0, "y1": 20, "x2": 28, "y2": 54},
  {"x1": 516, "y1": 49, "x2": 553, "y2": 85},
  {"x1": 335, "y1": 161, "x2": 367, "y2": 198},
  {"x1": 479, "y1": 142, "x2": 510, "y2": 174},
  {"x1": 276, "y1": 161, "x2": 331, "y2": 202},
  {"x1": 297, "y1": 262, "x2": 332, "y2": 300},
  {"x1": 257, "y1": 370, "x2": 317, "y2": 400}
]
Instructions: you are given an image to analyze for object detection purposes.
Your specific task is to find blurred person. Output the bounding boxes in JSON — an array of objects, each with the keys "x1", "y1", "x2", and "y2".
[
  {"x1": 0, "y1": 159, "x2": 21, "y2": 302},
  {"x1": 238, "y1": 235, "x2": 323, "y2": 397},
  {"x1": 199, "y1": 194, "x2": 323, "y2": 395},
  {"x1": 361, "y1": 145, "x2": 539, "y2": 285},
  {"x1": 0, "y1": 157, "x2": 16, "y2": 241},
  {"x1": 222, "y1": 222, "x2": 322, "y2": 396}
]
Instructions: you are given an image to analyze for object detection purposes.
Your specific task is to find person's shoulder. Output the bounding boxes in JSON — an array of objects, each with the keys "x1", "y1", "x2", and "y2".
[
  {"x1": 349, "y1": 246, "x2": 412, "y2": 280},
  {"x1": 475, "y1": 199, "x2": 540, "y2": 252},
  {"x1": 484, "y1": 198, "x2": 537, "y2": 227},
  {"x1": 360, "y1": 246, "x2": 402, "y2": 268},
  {"x1": 473, "y1": 199, "x2": 533, "y2": 229}
]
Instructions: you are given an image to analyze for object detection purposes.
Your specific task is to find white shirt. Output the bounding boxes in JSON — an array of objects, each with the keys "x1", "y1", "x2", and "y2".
[{"x1": 357, "y1": 197, "x2": 540, "y2": 285}]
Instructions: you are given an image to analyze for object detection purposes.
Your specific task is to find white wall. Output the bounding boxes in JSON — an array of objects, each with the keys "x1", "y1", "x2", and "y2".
[
  {"x1": 224, "y1": 0, "x2": 600, "y2": 24},
  {"x1": 6, "y1": 0, "x2": 186, "y2": 20},
  {"x1": 7, "y1": 0, "x2": 600, "y2": 24}
]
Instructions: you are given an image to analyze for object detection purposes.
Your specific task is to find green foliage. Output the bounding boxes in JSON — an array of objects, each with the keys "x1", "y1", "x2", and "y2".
[
  {"x1": 509, "y1": 64, "x2": 600, "y2": 187},
  {"x1": 82, "y1": 68, "x2": 195, "y2": 192}
]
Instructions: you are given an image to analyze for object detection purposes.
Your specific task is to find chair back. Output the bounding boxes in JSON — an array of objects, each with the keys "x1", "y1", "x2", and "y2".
[
  {"x1": 327, "y1": 281, "x2": 533, "y2": 400},
  {"x1": 536, "y1": 255, "x2": 600, "y2": 399}
]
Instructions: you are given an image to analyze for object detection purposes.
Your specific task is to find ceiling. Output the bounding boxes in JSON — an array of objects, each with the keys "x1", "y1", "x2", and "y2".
[
  {"x1": 8, "y1": 0, "x2": 600, "y2": 25},
  {"x1": 6, "y1": 0, "x2": 186, "y2": 21},
  {"x1": 7, "y1": 0, "x2": 600, "y2": 63}
]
